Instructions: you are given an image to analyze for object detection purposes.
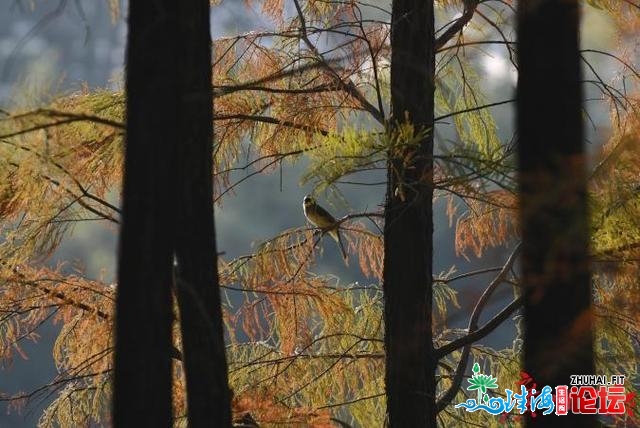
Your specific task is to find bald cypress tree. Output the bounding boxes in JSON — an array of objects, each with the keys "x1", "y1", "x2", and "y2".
[
  {"x1": 517, "y1": 1, "x2": 594, "y2": 426},
  {"x1": 114, "y1": 1, "x2": 231, "y2": 426},
  {"x1": 114, "y1": 1, "x2": 177, "y2": 425},
  {"x1": 174, "y1": 1, "x2": 232, "y2": 426},
  {"x1": 383, "y1": 0, "x2": 436, "y2": 425}
]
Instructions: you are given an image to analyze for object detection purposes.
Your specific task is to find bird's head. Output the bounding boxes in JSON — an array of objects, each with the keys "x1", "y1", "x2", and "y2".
[{"x1": 303, "y1": 195, "x2": 315, "y2": 207}]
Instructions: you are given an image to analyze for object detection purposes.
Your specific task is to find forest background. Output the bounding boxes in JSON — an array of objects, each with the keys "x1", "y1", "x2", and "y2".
[{"x1": 0, "y1": 0, "x2": 637, "y2": 427}]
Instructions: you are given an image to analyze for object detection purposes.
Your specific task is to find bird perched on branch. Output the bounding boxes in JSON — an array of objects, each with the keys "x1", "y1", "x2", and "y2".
[{"x1": 302, "y1": 195, "x2": 347, "y2": 260}]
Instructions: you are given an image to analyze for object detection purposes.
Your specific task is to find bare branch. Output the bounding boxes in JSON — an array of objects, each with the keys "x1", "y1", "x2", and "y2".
[
  {"x1": 317, "y1": 393, "x2": 384, "y2": 409},
  {"x1": 435, "y1": 0, "x2": 479, "y2": 51},
  {"x1": 435, "y1": 243, "x2": 522, "y2": 411},
  {"x1": 214, "y1": 113, "x2": 329, "y2": 136},
  {"x1": 435, "y1": 98, "x2": 515, "y2": 122}
]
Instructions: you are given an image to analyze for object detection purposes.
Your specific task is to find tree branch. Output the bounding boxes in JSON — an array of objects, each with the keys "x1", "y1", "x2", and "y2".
[
  {"x1": 435, "y1": 243, "x2": 522, "y2": 411},
  {"x1": 436, "y1": 243, "x2": 520, "y2": 360},
  {"x1": 214, "y1": 113, "x2": 329, "y2": 136},
  {"x1": 4, "y1": 108, "x2": 124, "y2": 129},
  {"x1": 436, "y1": 296, "x2": 522, "y2": 411},
  {"x1": 434, "y1": 0, "x2": 480, "y2": 51},
  {"x1": 435, "y1": 98, "x2": 515, "y2": 122},
  {"x1": 292, "y1": 0, "x2": 384, "y2": 123},
  {"x1": 0, "y1": 139, "x2": 121, "y2": 216}
]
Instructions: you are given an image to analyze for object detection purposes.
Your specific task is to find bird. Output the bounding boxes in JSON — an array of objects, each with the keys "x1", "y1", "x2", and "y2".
[{"x1": 302, "y1": 195, "x2": 347, "y2": 260}]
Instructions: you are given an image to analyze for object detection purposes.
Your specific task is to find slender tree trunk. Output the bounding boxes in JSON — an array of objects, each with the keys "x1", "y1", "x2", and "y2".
[
  {"x1": 173, "y1": 1, "x2": 232, "y2": 426},
  {"x1": 384, "y1": 0, "x2": 436, "y2": 426},
  {"x1": 517, "y1": 1, "x2": 594, "y2": 426},
  {"x1": 113, "y1": 1, "x2": 177, "y2": 426}
]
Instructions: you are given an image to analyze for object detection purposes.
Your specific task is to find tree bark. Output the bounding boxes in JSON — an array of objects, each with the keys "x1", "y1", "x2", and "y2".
[
  {"x1": 174, "y1": 1, "x2": 232, "y2": 426},
  {"x1": 517, "y1": 1, "x2": 594, "y2": 426},
  {"x1": 114, "y1": 1, "x2": 177, "y2": 426},
  {"x1": 114, "y1": 2, "x2": 231, "y2": 426},
  {"x1": 384, "y1": 0, "x2": 436, "y2": 426}
]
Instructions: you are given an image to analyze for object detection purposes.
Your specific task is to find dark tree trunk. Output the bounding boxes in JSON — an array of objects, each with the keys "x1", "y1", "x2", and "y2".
[
  {"x1": 113, "y1": 1, "x2": 177, "y2": 426},
  {"x1": 517, "y1": 1, "x2": 594, "y2": 426},
  {"x1": 114, "y1": 1, "x2": 231, "y2": 426},
  {"x1": 384, "y1": 0, "x2": 436, "y2": 426},
  {"x1": 173, "y1": 1, "x2": 232, "y2": 426}
]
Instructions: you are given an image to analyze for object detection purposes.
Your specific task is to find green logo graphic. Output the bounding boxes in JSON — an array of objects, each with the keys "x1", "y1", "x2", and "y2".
[{"x1": 467, "y1": 362, "x2": 499, "y2": 404}]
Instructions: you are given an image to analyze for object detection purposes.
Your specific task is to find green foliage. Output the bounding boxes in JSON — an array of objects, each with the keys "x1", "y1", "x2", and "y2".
[{"x1": 436, "y1": 55, "x2": 502, "y2": 158}]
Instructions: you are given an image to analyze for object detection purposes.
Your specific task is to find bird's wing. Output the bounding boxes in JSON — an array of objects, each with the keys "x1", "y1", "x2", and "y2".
[{"x1": 313, "y1": 204, "x2": 337, "y2": 225}]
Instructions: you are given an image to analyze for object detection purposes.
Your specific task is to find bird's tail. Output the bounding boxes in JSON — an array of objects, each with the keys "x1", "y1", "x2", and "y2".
[{"x1": 329, "y1": 229, "x2": 348, "y2": 261}]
